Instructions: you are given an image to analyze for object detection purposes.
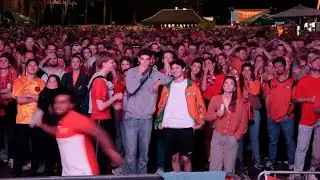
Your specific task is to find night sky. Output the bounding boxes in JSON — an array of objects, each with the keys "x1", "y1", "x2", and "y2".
[{"x1": 74, "y1": 0, "x2": 319, "y2": 24}]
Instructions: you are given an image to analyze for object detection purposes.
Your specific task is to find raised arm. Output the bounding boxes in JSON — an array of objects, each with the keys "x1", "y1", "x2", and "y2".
[
  {"x1": 125, "y1": 68, "x2": 144, "y2": 94},
  {"x1": 201, "y1": 67, "x2": 209, "y2": 92},
  {"x1": 76, "y1": 119, "x2": 124, "y2": 167},
  {"x1": 17, "y1": 96, "x2": 34, "y2": 104},
  {"x1": 156, "y1": 71, "x2": 172, "y2": 85}
]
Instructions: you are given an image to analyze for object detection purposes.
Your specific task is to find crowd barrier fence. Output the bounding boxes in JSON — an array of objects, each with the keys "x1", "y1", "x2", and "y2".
[
  {"x1": 0, "y1": 174, "x2": 163, "y2": 180},
  {"x1": 257, "y1": 170, "x2": 320, "y2": 180},
  {"x1": 0, "y1": 172, "x2": 239, "y2": 180}
]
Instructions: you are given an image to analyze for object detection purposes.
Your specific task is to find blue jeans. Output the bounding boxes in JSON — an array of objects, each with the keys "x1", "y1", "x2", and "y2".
[
  {"x1": 237, "y1": 109, "x2": 261, "y2": 163},
  {"x1": 114, "y1": 110, "x2": 124, "y2": 156},
  {"x1": 156, "y1": 130, "x2": 165, "y2": 169},
  {"x1": 122, "y1": 117, "x2": 153, "y2": 174},
  {"x1": 267, "y1": 117, "x2": 296, "y2": 165}
]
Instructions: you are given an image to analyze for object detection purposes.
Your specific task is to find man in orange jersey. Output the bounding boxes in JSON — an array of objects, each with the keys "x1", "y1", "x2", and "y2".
[
  {"x1": 264, "y1": 57, "x2": 296, "y2": 170},
  {"x1": 36, "y1": 88, "x2": 123, "y2": 176},
  {"x1": 231, "y1": 47, "x2": 247, "y2": 73},
  {"x1": 12, "y1": 59, "x2": 46, "y2": 176}
]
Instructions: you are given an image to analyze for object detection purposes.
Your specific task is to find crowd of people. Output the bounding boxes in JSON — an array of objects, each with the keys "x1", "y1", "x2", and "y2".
[{"x1": 0, "y1": 26, "x2": 319, "y2": 179}]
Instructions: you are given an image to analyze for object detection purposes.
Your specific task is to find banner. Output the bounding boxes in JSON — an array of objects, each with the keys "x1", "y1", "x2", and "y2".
[{"x1": 231, "y1": 9, "x2": 267, "y2": 23}]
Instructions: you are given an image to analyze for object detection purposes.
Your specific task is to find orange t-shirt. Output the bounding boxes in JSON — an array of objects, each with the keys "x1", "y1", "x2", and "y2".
[
  {"x1": 294, "y1": 75, "x2": 320, "y2": 126},
  {"x1": 231, "y1": 57, "x2": 244, "y2": 73},
  {"x1": 90, "y1": 78, "x2": 111, "y2": 120},
  {"x1": 203, "y1": 73, "x2": 225, "y2": 100},
  {"x1": 12, "y1": 76, "x2": 46, "y2": 124},
  {"x1": 264, "y1": 78, "x2": 295, "y2": 122}
]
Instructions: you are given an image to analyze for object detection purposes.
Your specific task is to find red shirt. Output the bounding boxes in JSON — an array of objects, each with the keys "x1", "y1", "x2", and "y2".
[
  {"x1": 114, "y1": 79, "x2": 126, "y2": 94},
  {"x1": 90, "y1": 78, "x2": 111, "y2": 120},
  {"x1": 294, "y1": 75, "x2": 320, "y2": 126},
  {"x1": 203, "y1": 73, "x2": 225, "y2": 100},
  {"x1": 0, "y1": 71, "x2": 17, "y2": 116}
]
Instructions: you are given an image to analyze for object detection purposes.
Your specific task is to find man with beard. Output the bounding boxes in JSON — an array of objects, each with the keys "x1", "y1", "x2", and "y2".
[
  {"x1": 264, "y1": 57, "x2": 296, "y2": 170},
  {"x1": 40, "y1": 53, "x2": 65, "y2": 82},
  {"x1": 293, "y1": 55, "x2": 320, "y2": 178}
]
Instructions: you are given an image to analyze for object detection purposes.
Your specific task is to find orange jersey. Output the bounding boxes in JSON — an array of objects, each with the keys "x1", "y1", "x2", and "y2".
[
  {"x1": 264, "y1": 78, "x2": 295, "y2": 122},
  {"x1": 12, "y1": 76, "x2": 45, "y2": 124}
]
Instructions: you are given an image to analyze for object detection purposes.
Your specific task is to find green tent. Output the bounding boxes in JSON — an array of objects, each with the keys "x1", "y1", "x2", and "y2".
[
  {"x1": 240, "y1": 10, "x2": 291, "y2": 25},
  {"x1": 1, "y1": 10, "x2": 36, "y2": 24}
]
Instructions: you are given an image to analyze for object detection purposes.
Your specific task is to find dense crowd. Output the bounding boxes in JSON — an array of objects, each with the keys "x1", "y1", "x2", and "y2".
[{"x1": 0, "y1": 26, "x2": 319, "y2": 179}]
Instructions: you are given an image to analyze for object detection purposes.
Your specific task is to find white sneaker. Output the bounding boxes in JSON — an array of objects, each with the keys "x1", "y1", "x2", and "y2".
[
  {"x1": 22, "y1": 161, "x2": 31, "y2": 171},
  {"x1": 37, "y1": 162, "x2": 46, "y2": 174},
  {"x1": 8, "y1": 159, "x2": 14, "y2": 169},
  {"x1": 155, "y1": 167, "x2": 164, "y2": 174},
  {"x1": 112, "y1": 167, "x2": 123, "y2": 176},
  {"x1": 288, "y1": 164, "x2": 294, "y2": 171},
  {"x1": 287, "y1": 174, "x2": 302, "y2": 180}
]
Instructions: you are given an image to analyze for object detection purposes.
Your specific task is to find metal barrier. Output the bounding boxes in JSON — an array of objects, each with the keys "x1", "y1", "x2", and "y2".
[
  {"x1": 0, "y1": 172, "x2": 239, "y2": 180},
  {"x1": 257, "y1": 171, "x2": 320, "y2": 180},
  {"x1": 0, "y1": 174, "x2": 163, "y2": 180}
]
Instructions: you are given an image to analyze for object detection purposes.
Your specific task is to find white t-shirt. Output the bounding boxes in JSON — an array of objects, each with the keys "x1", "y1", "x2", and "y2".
[
  {"x1": 87, "y1": 56, "x2": 96, "y2": 68},
  {"x1": 162, "y1": 79, "x2": 195, "y2": 128},
  {"x1": 41, "y1": 67, "x2": 66, "y2": 82}
]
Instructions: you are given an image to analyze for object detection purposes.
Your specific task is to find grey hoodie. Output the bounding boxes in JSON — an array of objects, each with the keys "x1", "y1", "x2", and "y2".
[{"x1": 123, "y1": 67, "x2": 172, "y2": 119}]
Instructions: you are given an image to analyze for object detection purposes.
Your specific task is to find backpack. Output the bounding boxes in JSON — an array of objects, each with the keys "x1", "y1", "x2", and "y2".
[{"x1": 80, "y1": 75, "x2": 104, "y2": 116}]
